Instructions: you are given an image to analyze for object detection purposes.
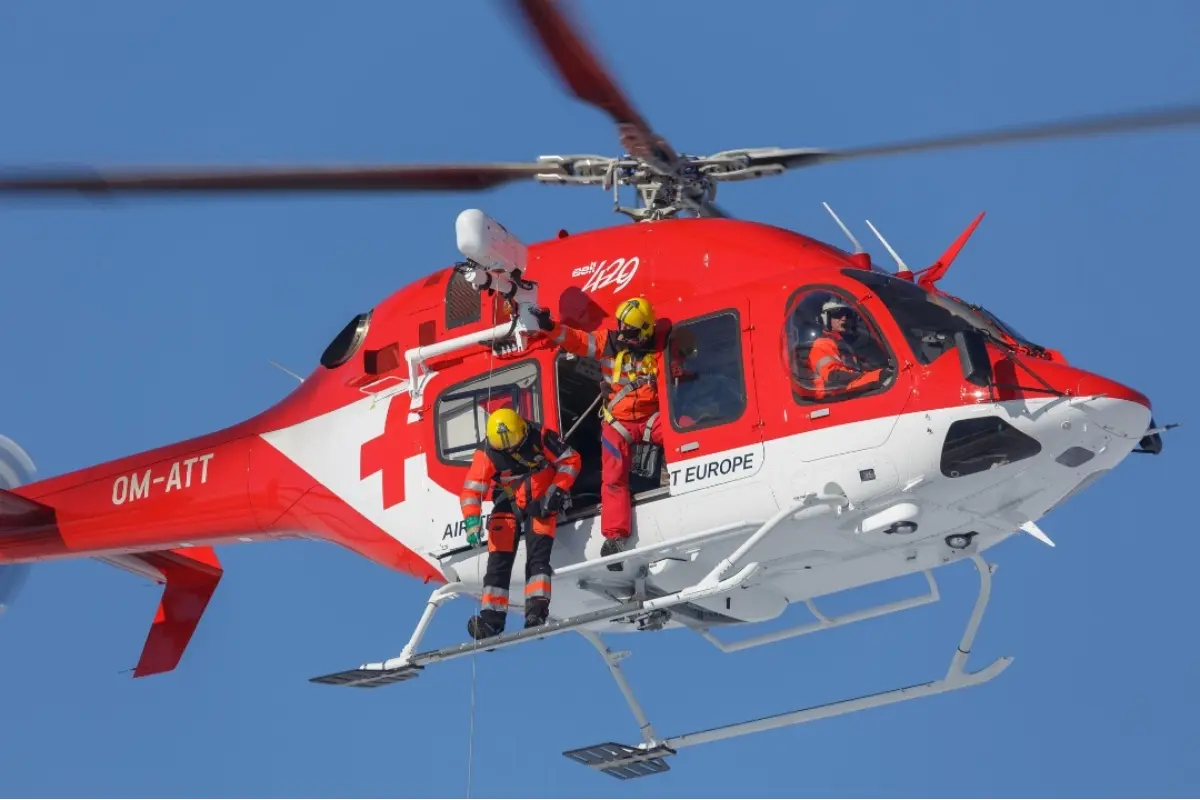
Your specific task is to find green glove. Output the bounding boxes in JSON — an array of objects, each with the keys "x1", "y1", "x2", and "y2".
[{"x1": 464, "y1": 515, "x2": 482, "y2": 547}]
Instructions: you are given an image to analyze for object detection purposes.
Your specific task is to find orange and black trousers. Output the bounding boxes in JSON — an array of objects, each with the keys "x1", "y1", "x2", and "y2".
[{"x1": 479, "y1": 489, "x2": 555, "y2": 632}]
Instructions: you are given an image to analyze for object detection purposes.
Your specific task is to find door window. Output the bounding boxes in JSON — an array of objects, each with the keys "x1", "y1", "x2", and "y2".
[{"x1": 666, "y1": 310, "x2": 748, "y2": 431}]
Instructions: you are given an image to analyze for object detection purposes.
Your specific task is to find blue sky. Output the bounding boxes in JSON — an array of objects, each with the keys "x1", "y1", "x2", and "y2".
[{"x1": 1, "y1": 1, "x2": 1198, "y2": 796}]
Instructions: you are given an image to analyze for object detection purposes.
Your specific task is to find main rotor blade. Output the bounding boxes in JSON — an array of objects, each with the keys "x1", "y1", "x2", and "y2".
[
  {"x1": 506, "y1": 0, "x2": 680, "y2": 169},
  {"x1": 0, "y1": 163, "x2": 558, "y2": 195},
  {"x1": 770, "y1": 103, "x2": 1200, "y2": 170}
]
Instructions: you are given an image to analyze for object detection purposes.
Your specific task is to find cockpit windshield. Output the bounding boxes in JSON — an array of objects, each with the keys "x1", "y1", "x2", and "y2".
[{"x1": 842, "y1": 269, "x2": 1041, "y2": 364}]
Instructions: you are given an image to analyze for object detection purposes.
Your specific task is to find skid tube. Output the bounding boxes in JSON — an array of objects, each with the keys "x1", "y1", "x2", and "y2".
[
  {"x1": 562, "y1": 554, "x2": 1013, "y2": 780},
  {"x1": 309, "y1": 499, "x2": 832, "y2": 688}
]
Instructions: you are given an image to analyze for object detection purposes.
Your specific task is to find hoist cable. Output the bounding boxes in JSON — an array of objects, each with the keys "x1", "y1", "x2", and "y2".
[{"x1": 466, "y1": 292, "x2": 512, "y2": 798}]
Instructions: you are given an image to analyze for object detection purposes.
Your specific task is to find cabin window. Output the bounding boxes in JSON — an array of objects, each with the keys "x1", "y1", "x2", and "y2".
[
  {"x1": 940, "y1": 416, "x2": 1042, "y2": 478},
  {"x1": 445, "y1": 269, "x2": 482, "y2": 330},
  {"x1": 665, "y1": 310, "x2": 748, "y2": 432},
  {"x1": 784, "y1": 286, "x2": 895, "y2": 402},
  {"x1": 320, "y1": 311, "x2": 371, "y2": 369},
  {"x1": 434, "y1": 360, "x2": 542, "y2": 464}
]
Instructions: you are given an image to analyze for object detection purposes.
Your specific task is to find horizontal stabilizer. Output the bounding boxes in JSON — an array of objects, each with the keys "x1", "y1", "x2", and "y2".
[
  {"x1": 0, "y1": 487, "x2": 54, "y2": 532},
  {"x1": 99, "y1": 546, "x2": 223, "y2": 677}
]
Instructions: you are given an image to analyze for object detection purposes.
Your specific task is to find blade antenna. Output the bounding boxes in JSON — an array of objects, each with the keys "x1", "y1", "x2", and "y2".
[
  {"x1": 822, "y1": 202, "x2": 864, "y2": 253},
  {"x1": 864, "y1": 219, "x2": 914, "y2": 279}
]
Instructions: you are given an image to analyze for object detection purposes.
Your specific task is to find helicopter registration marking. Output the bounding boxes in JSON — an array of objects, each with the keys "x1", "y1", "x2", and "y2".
[
  {"x1": 574, "y1": 256, "x2": 640, "y2": 294},
  {"x1": 111, "y1": 453, "x2": 214, "y2": 505}
]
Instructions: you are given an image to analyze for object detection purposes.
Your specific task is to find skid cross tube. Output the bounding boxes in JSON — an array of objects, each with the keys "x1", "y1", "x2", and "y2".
[
  {"x1": 563, "y1": 555, "x2": 1012, "y2": 779},
  {"x1": 695, "y1": 569, "x2": 941, "y2": 653}
]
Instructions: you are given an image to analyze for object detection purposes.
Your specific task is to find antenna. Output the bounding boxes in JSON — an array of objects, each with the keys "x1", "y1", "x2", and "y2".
[
  {"x1": 864, "y1": 219, "x2": 913, "y2": 278},
  {"x1": 269, "y1": 360, "x2": 304, "y2": 384},
  {"x1": 822, "y1": 202, "x2": 864, "y2": 254}
]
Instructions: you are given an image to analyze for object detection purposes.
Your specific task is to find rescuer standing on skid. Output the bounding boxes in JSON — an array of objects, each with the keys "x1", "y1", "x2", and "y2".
[
  {"x1": 534, "y1": 297, "x2": 663, "y2": 572},
  {"x1": 460, "y1": 407, "x2": 581, "y2": 640}
]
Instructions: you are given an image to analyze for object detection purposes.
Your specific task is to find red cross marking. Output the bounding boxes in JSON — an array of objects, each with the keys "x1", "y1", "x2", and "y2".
[{"x1": 360, "y1": 395, "x2": 411, "y2": 509}]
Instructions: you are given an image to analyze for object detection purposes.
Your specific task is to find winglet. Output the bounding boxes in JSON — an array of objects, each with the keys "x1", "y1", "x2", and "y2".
[
  {"x1": 917, "y1": 211, "x2": 985, "y2": 288},
  {"x1": 100, "y1": 546, "x2": 224, "y2": 677}
]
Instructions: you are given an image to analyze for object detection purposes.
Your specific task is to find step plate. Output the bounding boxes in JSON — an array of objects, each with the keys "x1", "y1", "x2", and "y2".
[
  {"x1": 563, "y1": 741, "x2": 674, "y2": 780},
  {"x1": 309, "y1": 665, "x2": 422, "y2": 688}
]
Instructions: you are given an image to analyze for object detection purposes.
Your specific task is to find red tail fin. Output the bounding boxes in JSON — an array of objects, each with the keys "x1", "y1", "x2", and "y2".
[
  {"x1": 2, "y1": 486, "x2": 224, "y2": 677},
  {"x1": 99, "y1": 547, "x2": 223, "y2": 677}
]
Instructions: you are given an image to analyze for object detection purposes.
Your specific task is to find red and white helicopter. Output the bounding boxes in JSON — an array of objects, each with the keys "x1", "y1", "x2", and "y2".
[{"x1": 0, "y1": 0, "x2": 1192, "y2": 781}]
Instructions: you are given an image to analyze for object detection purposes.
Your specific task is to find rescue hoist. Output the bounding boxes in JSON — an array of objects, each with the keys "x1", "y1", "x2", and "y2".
[{"x1": 404, "y1": 209, "x2": 542, "y2": 410}]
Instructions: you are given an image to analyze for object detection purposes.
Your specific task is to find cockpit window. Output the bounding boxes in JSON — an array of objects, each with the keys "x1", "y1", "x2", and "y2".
[
  {"x1": 954, "y1": 299, "x2": 1041, "y2": 351},
  {"x1": 320, "y1": 311, "x2": 371, "y2": 369},
  {"x1": 844, "y1": 269, "x2": 1042, "y2": 361},
  {"x1": 783, "y1": 286, "x2": 895, "y2": 402}
]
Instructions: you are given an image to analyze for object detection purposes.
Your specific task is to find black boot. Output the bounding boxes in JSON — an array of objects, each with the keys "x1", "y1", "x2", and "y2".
[
  {"x1": 466, "y1": 614, "x2": 503, "y2": 640},
  {"x1": 601, "y1": 537, "x2": 628, "y2": 571},
  {"x1": 524, "y1": 597, "x2": 550, "y2": 628}
]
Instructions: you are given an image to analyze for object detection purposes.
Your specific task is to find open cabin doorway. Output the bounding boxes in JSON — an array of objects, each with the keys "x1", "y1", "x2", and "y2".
[{"x1": 554, "y1": 352, "x2": 670, "y2": 523}]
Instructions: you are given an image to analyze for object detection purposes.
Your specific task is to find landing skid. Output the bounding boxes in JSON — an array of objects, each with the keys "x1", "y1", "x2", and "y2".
[
  {"x1": 563, "y1": 554, "x2": 1010, "y2": 780},
  {"x1": 309, "y1": 503, "x2": 1012, "y2": 780}
]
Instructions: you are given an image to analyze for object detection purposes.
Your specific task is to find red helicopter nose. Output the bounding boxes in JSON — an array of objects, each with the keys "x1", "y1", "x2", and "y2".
[
  {"x1": 1066, "y1": 369, "x2": 1154, "y2": 442},
  {"x1": 1072, "y1": 371, "x2": 1151, "y2": 412}
]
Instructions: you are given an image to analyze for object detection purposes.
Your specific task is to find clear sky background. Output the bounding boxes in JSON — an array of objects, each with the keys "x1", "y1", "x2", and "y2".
[{"x1": 1, "y1": 1, "x2": 1198, "y2": 797}]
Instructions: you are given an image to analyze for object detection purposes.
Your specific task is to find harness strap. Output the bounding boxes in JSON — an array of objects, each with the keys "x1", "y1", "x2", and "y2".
[{"x1": 643, "y1": 411, "x2": 659, "y2": 442}]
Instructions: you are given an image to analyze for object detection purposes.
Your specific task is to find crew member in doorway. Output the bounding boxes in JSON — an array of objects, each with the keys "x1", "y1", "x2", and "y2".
[
  {"x1": 810, "y1": 297, "x2": 888, "y2": 397},
  {"x1": 535, "y1": 297, "x2": 664, "y2": 571},
  {"x1": 460, "y1": 407, "x2": 581, "y2": 640}
]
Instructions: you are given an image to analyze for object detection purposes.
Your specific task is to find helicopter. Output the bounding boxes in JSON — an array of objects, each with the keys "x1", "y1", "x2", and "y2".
[{"x1": 0, "y1": 0, "x2": 1192, "y2": 782}]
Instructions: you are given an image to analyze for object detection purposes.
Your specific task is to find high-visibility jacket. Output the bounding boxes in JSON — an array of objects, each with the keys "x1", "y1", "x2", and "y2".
[
  {"x1": 808, "y1": 333, "x2": 882, "y2": 396},
  {"x1": 459, "y1": 423, "x2": 581, "y2": 521},
  {"x1": 548, "y1": 322, "x2": 661, "y2": 425}
]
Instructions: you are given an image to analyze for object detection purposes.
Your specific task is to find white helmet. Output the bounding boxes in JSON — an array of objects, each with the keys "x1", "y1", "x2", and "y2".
[{"x1": 819, "y1": 297, "x2": 857, "y2": 330}]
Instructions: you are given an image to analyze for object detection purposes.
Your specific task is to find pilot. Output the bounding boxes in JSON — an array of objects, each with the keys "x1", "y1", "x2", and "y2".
[
  {"x1": 809, "y1": 297, "x2": 887, "y2": 397},
  {"x1": 534, "y1": 297, "x2": 663, "y2": 569},
  {"x1": 459, "y1": 407, "x2": 581, "y2": 640}
]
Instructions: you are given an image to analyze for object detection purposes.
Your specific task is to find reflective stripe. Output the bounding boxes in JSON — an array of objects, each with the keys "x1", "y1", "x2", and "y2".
[
  {"x1": 643, "y1": 412, "x2": 659, "y2": 442},
  {"x1": 586, "y1": 335, "x2": 597, "y2": 359},
  {"x1": 551, "y1": 326, "x2": 568, "y2": 344},
  {"x1": 464, "y1": 480, "x2": 488, "y2": 493},
  {"x1": 461, "y1": 497, "x2": 478, "y2": 509},
  {"x1": 814, "y1": 355, "x2": 839, "y2": 373},
  {"x1": 499, "y1": 474, "x2": 525, "y2": 484},
  {"x1": 525, "y1": 574, "x2": 552, "y2": 598},
  {"x1": 482, "y1": 585, "x2": 510, "y2": 612},
  {"x1": 557, "y1": 464, "x2": 579, "y2": 477},
  {"x1": 608, "y1": 418, "x2": 633, "y2": 443},
  {"x1": 599, "y1": 358, "x2": 616, "y2": 370}
]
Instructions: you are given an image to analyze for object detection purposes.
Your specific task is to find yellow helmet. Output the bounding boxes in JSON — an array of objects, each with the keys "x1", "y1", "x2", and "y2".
[
  {"x1": 485, "y1": 407, "x2": 528, "y2": 451},
  {"x1": 614, "y1": 296, "x2": 655, "y2": 345}
]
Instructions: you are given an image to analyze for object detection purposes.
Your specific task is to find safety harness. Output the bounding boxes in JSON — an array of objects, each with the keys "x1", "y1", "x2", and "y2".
[
  {"x1": 599, "y1": 342, "x2": 662, "y2": 480},
  {"x1": 600, "y1": 344, "x2": 660, "y2": 446},
  {"x1": 487, "y1": 432, "x2": 548, "y2": 532}
]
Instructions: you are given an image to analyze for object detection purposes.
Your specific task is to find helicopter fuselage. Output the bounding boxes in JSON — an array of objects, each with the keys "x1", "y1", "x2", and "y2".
[{"x1": 2, "y1": 216, "x2": 1154, "y2": 641}]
